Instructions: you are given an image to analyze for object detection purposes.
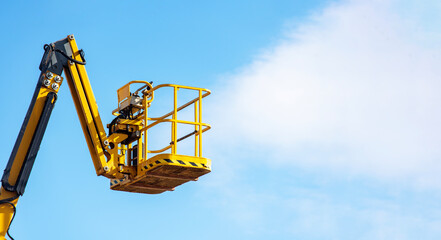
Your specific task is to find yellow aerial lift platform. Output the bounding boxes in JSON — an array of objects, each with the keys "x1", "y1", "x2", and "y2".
[
  {"x1": 0, "y1": 35, "x2": 211, "y2": 239},
  {"x1": 108, "y1": 82, "x2": 211, "y2": 194}
]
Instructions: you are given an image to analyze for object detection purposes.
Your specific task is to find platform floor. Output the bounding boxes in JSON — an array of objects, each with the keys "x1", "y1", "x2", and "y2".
[{"x1": 110, "y1": 154, "x2": 211, "y2": 194}]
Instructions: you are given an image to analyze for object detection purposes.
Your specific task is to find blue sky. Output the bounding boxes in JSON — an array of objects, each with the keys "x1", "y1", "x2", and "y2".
[{"x1": 1, "y1": 0, "x2": 441, "y2": 239}]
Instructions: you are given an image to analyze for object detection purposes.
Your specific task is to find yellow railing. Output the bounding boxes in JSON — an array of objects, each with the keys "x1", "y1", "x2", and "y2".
[{"x1": 142, "y1": 84, "x2": 211, "y2": 158}]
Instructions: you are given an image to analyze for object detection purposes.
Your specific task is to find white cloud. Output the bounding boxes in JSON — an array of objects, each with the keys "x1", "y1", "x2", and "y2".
[
  {"x1": 200, "y1": 1, "x2": 441, "y2": 238},
  {"x1": 208, "y1": 0, "x2": 441, "y2": 188}
]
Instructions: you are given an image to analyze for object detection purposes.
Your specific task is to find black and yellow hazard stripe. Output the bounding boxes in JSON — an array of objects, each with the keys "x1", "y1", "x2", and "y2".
[
  {"x1": 110, "y1": 158, "x2": 210, "y2": 187},
  {"x1": 110, "y1": 178, "x2": 125, "y2": 187},
  {"x1": 142, "y1": 158, "x2": 209, "y2": 172}
]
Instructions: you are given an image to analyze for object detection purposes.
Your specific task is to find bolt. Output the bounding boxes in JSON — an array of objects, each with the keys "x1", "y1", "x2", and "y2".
[
  {"x1": 68, "y1": 35, "x2": 74, "y2": 40},
  {"x1": 104, "y1": 166, "x2": 109, "y2": 171},
  {"x1": 51, "y1": 83, "x2": 59, "y2": 90},
  {"x1": 46, "y1": 72, "x2": 53, "y2": 79},
  {"x1": 104, "y1": 140, "x2": 109, "y2": 146},
  {"x1": 54, "y1": 75, "x2": 62, "y2": 83},
  {"x1": 43, "y1": 79, "x2": 51, "y2": 87},
  {"x1": 69, "y1": 60, "x2": 74, "y2": 65}
]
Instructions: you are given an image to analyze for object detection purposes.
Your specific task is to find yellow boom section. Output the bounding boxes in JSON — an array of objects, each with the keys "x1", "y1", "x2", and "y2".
[
  {"x1": 63, "y1": 36, "x2": 110, "y2": 177},
  {"x1": 0, "y1": 68, "x2": 64, "y2": 239}
]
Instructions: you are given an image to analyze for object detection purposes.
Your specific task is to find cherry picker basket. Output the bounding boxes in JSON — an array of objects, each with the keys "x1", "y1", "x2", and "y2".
[{"x1": 109, "y1": 82, "x2": 211, "y2": 194}]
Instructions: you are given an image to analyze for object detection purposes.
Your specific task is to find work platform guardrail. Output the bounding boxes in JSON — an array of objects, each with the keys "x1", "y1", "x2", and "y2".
[{"x1": 113, "y1": 81, "x2": 211, "y2": 165}]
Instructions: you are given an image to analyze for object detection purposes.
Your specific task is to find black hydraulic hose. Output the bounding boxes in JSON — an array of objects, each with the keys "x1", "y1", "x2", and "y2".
[
  {"x1": 43, "y1": 44, "x2": 86, "y2": 65},
  {"x1": 5, "y1": 202, "x2": 15, "y2": 240},
  {"x1": 0, "y1": 195, "x2": 19, "y2": 240}
]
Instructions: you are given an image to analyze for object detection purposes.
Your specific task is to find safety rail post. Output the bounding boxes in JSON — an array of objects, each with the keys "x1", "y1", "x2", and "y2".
[
  {"x1": 143, "y1": 95, "x2": 148, "y2": 162},
  {"x1": 172, "y1": 86, "x2": 178, "y2": 155},
  {"x1": 194, "y1": 98, "x2": 198, "y2": 157},
  {"x1": 198, "y1": 89, "x2": 202, "y2": 157}
]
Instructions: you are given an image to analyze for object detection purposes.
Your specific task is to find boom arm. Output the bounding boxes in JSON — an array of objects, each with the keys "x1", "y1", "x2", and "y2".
[
  {"x1": 0, "y1": 37, "x2": 119, "y2": 237},
  {"x1": 62, "y1": 36, "x2": 115, "y2": 178},
  {"x1": 0, "y1": 38, "x2": 69, "y2": 239},
  {"x1": 0, "y1": 35, "x2": 211, "y2": 239}
]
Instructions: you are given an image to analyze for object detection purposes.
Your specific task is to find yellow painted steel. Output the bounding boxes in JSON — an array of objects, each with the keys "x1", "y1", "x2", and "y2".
[
  {"x1": 117, "y1": 84, "x2": 130, "y2": 103},
  {"x1": 140, "y1": 83, "x2": 211, "y2": 164},
  {"x1": 0, "y1": 193, "x2": 17, "y2": 240},
  {"x1": 194, "y1": 99, "x2": 198, "y2": 156},
  {"x1": 106, "y1": 81, "x2": 211, "y2": 193},
  {"x1": 0, "y1": 35, "x2": 212, "y2": 238},
  {"x1": 65, "y1": 36, "x2": 110, "y2": 176},
  {"x1": 0, "y1": 71, "x2": 63, "y2": 239},
  {"x1": 140, "y1": 154, "x2": 212, "y2": 172},
  {"x1": 68, "y1": 36, "x2": 108, "y2": 144},
  {"x1": 65, "y1": 63, "x2": 108, "y2": 175},
  {"x1": 112, "y1": 153, "x2": 211, "y2": 194},
  {"x1": 4, "y1": 73, "x2": 62, "y2": 187}
]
